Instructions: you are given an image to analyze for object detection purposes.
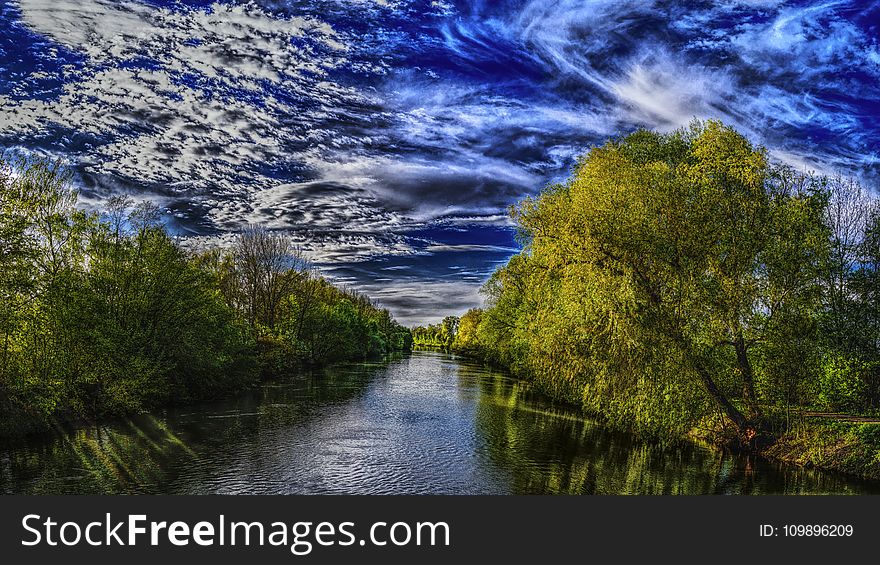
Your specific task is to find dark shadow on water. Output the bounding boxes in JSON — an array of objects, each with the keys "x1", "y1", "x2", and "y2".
[
  {"x1": 0, "y1": 361, "x2": 384, "y2": 494},
  {"x1": 1, "y1": 350, "x2": 877, "y2": 494},
  {"x1": 456, "y1": 353, "x2": 880, "y2": 494}
]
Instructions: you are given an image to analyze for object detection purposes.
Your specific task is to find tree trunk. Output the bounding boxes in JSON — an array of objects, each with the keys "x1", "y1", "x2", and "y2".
[
  {"x1": 673, "y1": 333, "x2": 758, "y2": 448},
  {"x1": 1, "y1": 327, "x2": 8, "y2": 379},
  {"x1": 694, "y1": 362, "x2": 747, "y2": 432},
  {"x1": 734, "y1": 334, "x2": 761, "y2": 420}
]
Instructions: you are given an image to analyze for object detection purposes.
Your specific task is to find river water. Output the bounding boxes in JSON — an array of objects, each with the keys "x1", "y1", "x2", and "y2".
[{"x1": 1, "y1": 350, "x2": 876, "y2": 495}]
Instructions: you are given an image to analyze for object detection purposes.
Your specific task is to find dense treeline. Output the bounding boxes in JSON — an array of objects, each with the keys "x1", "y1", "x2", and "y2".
[
  {"x1": 422, "y1": 121, "x2": 880, "y2": 447},
  {"x1": 0, "y1": 159, "x2": 410, "y2": 438},
  {"x1": 198, "y1": 226, "x2": 411, "y2": 368},
  {"x1": 411, "y1": 316, "x2": 459, "y2": 348}
]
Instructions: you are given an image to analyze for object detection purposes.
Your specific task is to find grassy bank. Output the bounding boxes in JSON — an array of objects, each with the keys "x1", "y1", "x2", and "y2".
[
  {"x1": 681, "y1": 407, "x2": 880, "y2": 480},
  {"x1": 760, "y1": 420, "x2": 880, "y2": 481}
]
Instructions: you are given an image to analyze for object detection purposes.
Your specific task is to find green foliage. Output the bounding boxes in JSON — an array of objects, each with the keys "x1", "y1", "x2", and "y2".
[
  {"x1": 265, "y1": 274, "x2": 410, "y2": 366},
  {"x1": 202, "y1": 227, "x2": 411, "y2": 369},
  {"x1": 0, "y1": 158, "x2": 409, "y2": 438},
  {"x1": 453, "y1": 309, "x2": 483, "y2": 352},
  {"x1": 427, "y1": 121, "x2": 845, "y2": 442},
  {"x1": 819, "y1": 197, "x2": 880, "y2": 409},
  {"x1": 818, "y1": 354, "x2": 869, "y2": 412},
  {"x1": 412, "y1": 315, "x2": 459, "y2": 348}
]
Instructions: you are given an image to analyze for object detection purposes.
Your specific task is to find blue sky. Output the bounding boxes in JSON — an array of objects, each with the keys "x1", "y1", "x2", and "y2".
[{"x1": 1, "y1": 0, "x2": 878, "y2": 324}]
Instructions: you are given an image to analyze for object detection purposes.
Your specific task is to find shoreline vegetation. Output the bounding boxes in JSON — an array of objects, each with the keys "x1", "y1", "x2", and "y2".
[
  {"x1": 4, "y1": 120, "x2": 880, "y2": 486},
  {"x1": 0, "y1": 160, "x2": 411, "y2": 440},
  {"x1": 414, "y1": 121, "x2": 880, "y2": 482},
  {"x1": 420, "y1": 341, "x2": 880, "y2": 482}
]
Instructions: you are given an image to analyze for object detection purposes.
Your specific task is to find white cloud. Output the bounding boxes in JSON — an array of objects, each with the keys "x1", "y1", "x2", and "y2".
[
  {"x1": 3, "y1": 0, "x2": 878, "y2": 326},
  {"x1": 611, "y1": 53, "x2": 737, "y2": 130},
  {"x1": 424, "y1": 244, "x2": 519, "y2": 253},
  {"x1": 344, "y1": 279, "x2": 485, "y2": 326},
  {"x1": 0, "y1": 0, "x2": 366, "y2": 214}
]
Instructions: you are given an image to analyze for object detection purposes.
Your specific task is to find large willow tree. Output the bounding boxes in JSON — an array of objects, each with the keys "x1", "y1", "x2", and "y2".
[{"x1": 483, "y1": 121, "x2": 829, "y2": 442}]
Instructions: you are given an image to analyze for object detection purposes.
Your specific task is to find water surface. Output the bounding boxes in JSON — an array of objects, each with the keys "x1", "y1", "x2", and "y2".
[{"x1": 1, "y1": 351, "x2": 876, "y2": 494}]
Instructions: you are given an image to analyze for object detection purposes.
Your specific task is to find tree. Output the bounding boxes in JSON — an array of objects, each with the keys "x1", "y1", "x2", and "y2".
[
  {"x1": 0, "y1": 161, "x2": 35, "y2": 381},
  {"x1": 492, "y1": 120, "x2": 829, "y2": 441},
  {"x1": 440, "y1": 316, "x2": 459, "y2": 348},
  {"x1": 231, "y1": 226, "x2": 306, "y2": 330},
  {"x1": 0, "y1": 158, "x2": 410, "y2": 438},
  {"x1": 831, "y1": 205, "x2": 880, "y2": 408},
  {"x1": 821, "y1": 176, "x2": 876, "y2": 352},
  {"x1": 454, "y1": 309, "x2": 483, "y2": 352}
]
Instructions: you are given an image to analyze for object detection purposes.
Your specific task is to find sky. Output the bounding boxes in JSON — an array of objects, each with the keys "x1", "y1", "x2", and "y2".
[{"x1": 1, "y1": 0, "x2": 878, "y2": 325}]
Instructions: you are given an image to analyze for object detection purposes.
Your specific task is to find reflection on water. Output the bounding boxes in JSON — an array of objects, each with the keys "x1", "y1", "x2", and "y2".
[{"x1": 1, "y1": 351, "x2": 877, "y2": 494}]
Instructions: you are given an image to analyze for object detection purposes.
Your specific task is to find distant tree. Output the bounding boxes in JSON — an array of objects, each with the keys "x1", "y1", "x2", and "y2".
[
  {"x1": 827, "y1": 204, "x2": 880, "y2": 409},
  {"x1": 440, "y1": 316, "x2": 460, "y2": 348},
  {"x1": 412, "y1": 317, "x2": 460, "y2": 348},
  {"x1": 453, "y1": 309, "x2": 482, "y2": 352},
  {"x1": 231, "y1": 226, "x2": 306, "y2": 330},
  {"x1": 821, "y1": 176, "x2": 875, "y2": 351}
]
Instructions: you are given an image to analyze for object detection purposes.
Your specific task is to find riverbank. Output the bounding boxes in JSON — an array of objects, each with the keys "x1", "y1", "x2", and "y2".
[
  {"x1": 0, "y1": 342, "x2": 409, "y2": 443},
  {"x1": 685, "y1": 407, "x2": 880, "y2": 482},
  {"x1": 446, "y1": 345, "x2": 880, "y2": 484},
  {"x1": 0, "y1": 165, "x2": 413, "y2": 445},
  {"x1": 758, "y1": 420, "x2": 880, "y2": 481},
  {"x1": 3, "y1": 350, "x2": 875, "y2": 494}
]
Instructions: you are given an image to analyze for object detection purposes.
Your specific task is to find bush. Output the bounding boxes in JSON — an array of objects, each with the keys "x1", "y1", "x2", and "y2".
[{"x1": 819, "y1": 353, "x2": 867, "y2": 411}]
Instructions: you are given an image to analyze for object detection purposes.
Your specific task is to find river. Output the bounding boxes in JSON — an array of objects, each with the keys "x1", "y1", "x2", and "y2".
[{"x1": 1, "y1": 350, "x2": 876, "y2": 494}]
